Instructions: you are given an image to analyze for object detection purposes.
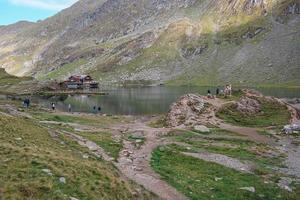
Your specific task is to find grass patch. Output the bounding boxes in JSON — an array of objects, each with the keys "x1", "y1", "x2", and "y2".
[
  {"x1": 151, "y1": 146, "x2": 298, "y2": 200},
  {"x1": 32, "y1": 112, "x2": 127, "y2": 128},
  {"x1": 0, "y1": 114, "x2": 136, "y2": 199},
  {"x1": 217, "y1": 97, "x2": 290, "y2": 127},
  {"x1": 166, "y1": 129, "x2": 285, "y2": 170},
  {"x1": 76, "y1": 132, "x2": 122, "y2": 160}
]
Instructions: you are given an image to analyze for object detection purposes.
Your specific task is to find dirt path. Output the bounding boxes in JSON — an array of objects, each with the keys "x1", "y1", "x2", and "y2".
[
  {"x1": 113, "y1": 119, "x2": 187, "y2": 200},
  {"x1": 52, "y1": 116, "x2": 187, "y2": 200},
  {"x1": 182, "y1": 152, "x2": 253, "y2": 173},
  {"x1": 201, "y1": 98, "x2": 273, "y2": 144}
]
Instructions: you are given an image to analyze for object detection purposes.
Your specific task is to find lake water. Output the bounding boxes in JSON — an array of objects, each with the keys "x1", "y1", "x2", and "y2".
[{"x1": 32, "y1": 86, "x2": 300, "y2": 115}]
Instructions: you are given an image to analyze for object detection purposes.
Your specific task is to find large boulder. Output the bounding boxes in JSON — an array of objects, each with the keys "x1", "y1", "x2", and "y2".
[{"x1": 166, "y1": 94, "x2": 206, "y2": 127}]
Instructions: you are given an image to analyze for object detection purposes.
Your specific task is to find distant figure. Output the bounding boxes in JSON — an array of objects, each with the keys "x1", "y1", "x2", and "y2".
[
  {"x1": 68, "y1": 104, "x2": 72, "y2": 112},
  {"x1": 93, "y1": 106, "x2": 97, "y2": 113},
  {"x1": 23, "y1": 98, "x2": 30, "y2": 108},
  {"x1": 98, "y1": 106, "x2": 101, "y2": 112},
  {"x1": 51, "y1": 103, "x2": 56, "y2": 111},
  {"x1": 216, "y1": 88, "x2": 220, "y2": 96},
  {"x1": 228, "y1": 84, "x2": 232, "y2": 96},
  {"x1": 207, "y1": 90, "x2": 212, "y2": 98}
]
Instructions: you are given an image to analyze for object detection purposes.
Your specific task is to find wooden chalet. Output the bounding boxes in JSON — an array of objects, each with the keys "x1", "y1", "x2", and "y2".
[{"x1": 63, "y1": 75, "x2": 99, "y2": 89}]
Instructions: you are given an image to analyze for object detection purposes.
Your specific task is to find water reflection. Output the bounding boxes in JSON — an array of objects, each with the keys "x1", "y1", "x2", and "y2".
[{"x1": 33, "y1": 86, "x2": 300, "y2": 115}]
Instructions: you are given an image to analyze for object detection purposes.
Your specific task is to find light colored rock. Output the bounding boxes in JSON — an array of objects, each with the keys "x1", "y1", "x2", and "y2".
[
  {"x1": 42, "y1": 169, "x2": 53, "y2": 176},
  {"x1": 59, "y1": 177, "x2": 66, "y2": 184},
  {"x1": 283, "y1": 124, "x2": 300, "y2": 134},
  {"x1": 239, "y1": 187, "x2": 255, "y2": 193},
  {"x1": 194, "y1": 125, "x2": 210, "y2": 133},
  {"x1": 214, "y1": 177, "x2": 223, "y2": 181},
  {"x1": 70, "y1": 197, "x2": 79, "y2": 200},
  {"x1": 82, "y1": 154, "x2": 89, "y2": 159}
]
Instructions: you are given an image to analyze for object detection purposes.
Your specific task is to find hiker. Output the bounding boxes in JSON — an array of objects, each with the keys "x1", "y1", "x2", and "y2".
[
  {"x1": 98, "y1": 106, "x2": 101, "y2": 112},
  {"x1": 93, "y1": 106, "x2": 97, "y2": 114},
  {"x1": 216, "y1": 88, "x2": 220, "y2": 96},
  {"x1": 24, "y1": 98, "x2": 30, "y2": 108},
  {"x1": 51, "y1": 103, "x2": 56, "y2": 111},
  {"x1": 207, "y1": 90, "x2": 212, "y2": 98},
  {"x1": 68, "y1": 104, "x2": 72, "y2": 112},
  {"x1": 23, "y1": 99, "x2": 27, "y2": 108},
  {"x1": 228, "y1": 84, "x2": 232, "y2": 96}
]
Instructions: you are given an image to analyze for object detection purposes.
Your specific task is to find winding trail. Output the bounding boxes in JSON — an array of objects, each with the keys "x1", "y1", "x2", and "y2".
[
  {"x1": 113, "y1": 119, "x2": 187, "y2": 200},
  {"x1": 182, "y1": 152, "x2": 253, "y2": 173},
  {"x1": 202, "y1": 98, "x2": 273, "y2": 144}
]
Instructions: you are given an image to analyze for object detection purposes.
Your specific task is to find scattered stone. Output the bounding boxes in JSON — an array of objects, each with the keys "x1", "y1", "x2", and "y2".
[
  {"x1": 82, "y1": 154, "x2": 89, "y2": 159},
  {"x1": 282, "y1": 124, "x2": 300, "y2": 134},
  {"x1": 70, "y1": 197, "x2": 79, "y2": 200},
  {"x1": 42, "y1": 169, "x2": 53, "y2": 176},
  {"x1": 135, "y1": 139, "x2": 143, "y2": 143},
  {"x1": 239, "y1": 187, "x2": 255, "y2": 193},
  {"x1": 15, "y1": 137, "x2": 22, "y2": 141},
  {"x1": 214, "y1": 177, "x2": 223, "y2": 181},
  {"x1": 194, "y1": 125, "x2": 210, "y2": 133},
  {"x1": 59, "y1": 177, "x2": 66, "y2": 184},
  {"x1": 277, "y1": 177, "x2": 293, "y2": 192},
  {"x1": 133, "y1": 166, "x2": 143, "y2": 171}
]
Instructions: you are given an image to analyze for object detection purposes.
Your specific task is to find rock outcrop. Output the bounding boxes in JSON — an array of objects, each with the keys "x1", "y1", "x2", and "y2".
[
  {"x1": 166, "y1": 94, "x2": 206, "y2": 127},
  {"x1": 236, "y1": 97, "x2": 261, "y2": 115}
]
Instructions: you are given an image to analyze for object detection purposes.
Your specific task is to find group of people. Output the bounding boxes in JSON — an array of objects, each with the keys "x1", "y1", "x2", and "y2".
[
  {"x1": 207, "y1": 84, "x2": 232, "y2": 99},
  {"x1": 22, "y1": 97, "x2": 102, "y2": 114},
  {"x1": 93, "y1": 106, "x2": 102, "y2": 114}
]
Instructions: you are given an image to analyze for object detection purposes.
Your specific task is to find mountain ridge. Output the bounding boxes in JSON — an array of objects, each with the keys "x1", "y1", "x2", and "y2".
[{"x1": 0, "y1": 0, "x2": 299, "y2": 86}]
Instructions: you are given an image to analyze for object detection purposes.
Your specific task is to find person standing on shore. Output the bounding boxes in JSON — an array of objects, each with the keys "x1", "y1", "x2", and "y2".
[
  {"x1": 51, "y1": 103, "x2": 56, "y2": 111},
  {"x1": 68, "y1": 104, "x2": 72, "y2": 112},
  {"x1": 216, "y1": 88, "x2": 220, "y2": 96}
]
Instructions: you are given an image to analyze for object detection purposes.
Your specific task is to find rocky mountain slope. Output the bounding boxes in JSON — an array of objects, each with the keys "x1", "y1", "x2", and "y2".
[{"x1": 0, "y1": 0, "x2": 299, "y2": 86}]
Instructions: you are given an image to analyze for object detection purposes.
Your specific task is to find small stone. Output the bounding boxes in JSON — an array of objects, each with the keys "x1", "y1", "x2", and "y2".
[
  {"x1": 135, "y1": 139, "x2": 143, "y2": 143},
  {"x1": 194, "y1": 125, "x2": 210, "y2": 133},
  {"x1": 15, "y1": 137, "x2": 22, "y2": 141},
  {"x1": 284, "y1": 186, "x2": 293, "y2": 192},
  {"x1": 42, "y1": 169, "x2": 53, "y2": 176},
  {"x1": 70, "y1": 197, "x2": 79, "y2": 200},
  {"x1": 239, "y1": 187, "x2": 255, "y2": 193},
  {"x1": 82, "y1": 155, "x2": 89, "y2": 159},
  {"x1": 214, "y1": 177, "x2": 223, "y2": 181},
  {"x1": 42, "y1": 169, "x2": 51, "y2": 173},
  {"x1": 134, "y1": 167, "x2": 143, "y2": 171},
  {"x1": 59, "y1": 177, "x2": 66, "y2": 184}
]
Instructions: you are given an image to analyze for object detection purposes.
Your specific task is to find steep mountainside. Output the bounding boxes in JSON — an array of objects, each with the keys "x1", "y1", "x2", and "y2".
[{"x1": 0, "y1": 0, "x2": 299, "y2": 86}]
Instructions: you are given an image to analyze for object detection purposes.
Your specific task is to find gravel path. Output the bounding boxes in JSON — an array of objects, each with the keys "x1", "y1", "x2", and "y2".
[
  {"x1": 114, "y1": 120, "x2": 187, "y2": 200},
  {"x1": 182, "y1": 152, "x2": 254, "y2": 173}
]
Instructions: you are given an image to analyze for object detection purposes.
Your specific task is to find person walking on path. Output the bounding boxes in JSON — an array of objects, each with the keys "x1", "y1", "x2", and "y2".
[
  {"x1": 216, "y1": 88, "x2": 220, "y2": 96},
  {"x1": 68, "y1": 104, "x2": 72, "y2": 112},
  {"x1": 51, "y1": 103, "x2": 56, "y2": 111}
]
